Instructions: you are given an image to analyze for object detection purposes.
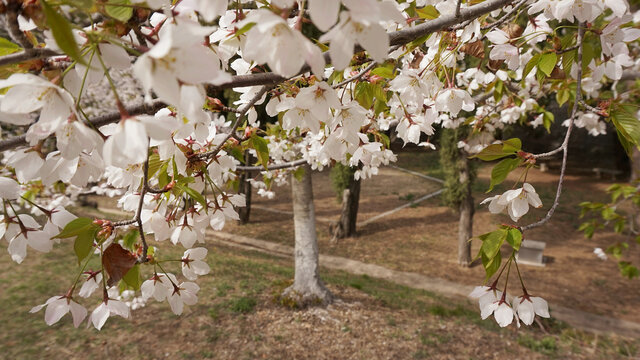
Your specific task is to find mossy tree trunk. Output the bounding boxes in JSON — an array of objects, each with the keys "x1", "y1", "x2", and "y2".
[
  {"x1": 440, "y1": 128, "x2": 476, "y2": 267},
  {"x1": 330, "y1": 164, "x2": 361, "y2": 241},
  {"x1": 237, "y1": 150, "x2": 252, "y2": 224}
]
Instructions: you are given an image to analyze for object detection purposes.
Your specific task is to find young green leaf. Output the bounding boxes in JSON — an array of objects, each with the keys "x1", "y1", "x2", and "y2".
[
  {"x1": 74, "y1": 229, "x2": 97, "y2": 264},
  {"x1": 122, "y1": 264, "x2": 142, "y2": 290},
  {"x1": 482, "y1": 251, "x2": 502, "y2": 282},
  {"x1": 54, "y1": 217, "x2": 96, "y2": 239},
  {"x1": 416, "y1": 5, "x2": 440, "y2": 19},
  {"x1": 177, "y1": 183, "x2": 208, "y2": 209},
  {"x1": 470, "y1": 144, "x2": 510, "y2": 161},
  {"x1": 41, "y1": 0, "x2": 85, "y2": 64},
  {"x1": 105, "y1": 0, "x2": 133, "y2": 22},
  {"x1": 0, "y1": 37, "x2": 21, "y2": 56},
  {"x1": 479, "y1": 229, "x2": 508, "y2": 259},
  {"x1": 538, "y1": 53, "x2": 557, "y2": 76},
  {"x1": 505, "y1": 228, "x2": 522, "y2": 251},
  {"x1": 488, "y1": 158, "x2": 522, "y2": 192},
  {"x1": 250, "y1": 135, "x2": 270, "y2": 169},
  {"x1": 523, "y1": 53, "x2": 541, "y2": 79}
]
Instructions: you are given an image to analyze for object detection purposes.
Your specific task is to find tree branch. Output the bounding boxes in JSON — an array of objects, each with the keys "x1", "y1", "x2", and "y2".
[
  {"x1": 481, "y1": 0, "x2": 528, "y2": 33},
  {"x1": 4, "y1": 4, "x2": 33, "y2": 50},
  {"x1": 0, "y1": 100, "x2": 165, "y2": 152},
  {"x1": 332, "y1": 61, "x2": 377, "y2": 89},
  {"x1": 194, "y1": 86, "x2": 270, "y2": 160},
  {"x1": 136, "y1": 149, "x2": 150, "y2": 263},
  {"x1": 206, "y1": 0, "x2": 515, "y2": 92},
  {"x1": 521, "y1": 23, "x2": 585, "y2": 232},
  {"x1": 236, "y1": 159, "x2": 307, "y2": 172},
  {"x1": 0, "y1": 48, "x2": 61, "y2": 67}
]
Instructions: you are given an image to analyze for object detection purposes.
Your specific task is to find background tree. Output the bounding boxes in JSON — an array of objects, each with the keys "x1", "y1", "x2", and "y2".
[
  {"x1": 329, "y1": 163, "x2": 361, "y2": 241},
  {"x1": 282, "y1": 165, "x2": 333, "y2": 305},
  {"x1": 440, "y1": 127, "x2": 477, "y2": 267}
]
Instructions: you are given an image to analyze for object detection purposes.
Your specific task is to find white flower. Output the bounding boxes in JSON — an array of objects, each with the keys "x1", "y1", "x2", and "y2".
[
  {"x1": 0, "y1": 177, "x2": 20, "y2": 200},
  {"x1": 308, "y1": 0, "x2": 340, "y2": 31},
  {"x1": 481, "y1": 183, "x2": 543, "y2": 222},
  {"x1": 182, "y1": 247, "x2": 211, "y2": 281},
  {"x1": 469, "y1": 285, "x2": 503, "y2": 319},
  {"x1": 594, "y1": 247, "x2": 608, "y2": 261},
  {"x1": 494, "y1": 301, "x2": 515, "y2": 327},
  {"x1": 102, "y1": 119, "x2": 149, "y2": 168},
  {"x1": 167, "y1": 282, "x2": 200, "y2": 315},
  {"x1": 133, "y1": 21, "x2": 230, "y2": 106},
  {"x1": 78, "y1": 272, "x2": 102, "y2": 298},
  {"x1": 240, "y1": 10, "x2": 325, "y2": 78},
  {"x1": 141, "y1": 273, "x2": 173, "y2": 301},
  {"x1": 0, "y1": 73, "x2": 75, "y2": 144},
  {"x1": 435, "y1": 88, "x2": 475, "y2": 117},
  {"x1": 90, "y1": 299, "x2": 131, "y2": 330},
  {"x1": 30, "y1": 296, "x2": 87, "y2": 328},
  {"x1": 513, "y1": 295, "x2": 550, "y2": 325},
  {"x1": 171, "y1": 224, "x2": 198, "y2": 249}
]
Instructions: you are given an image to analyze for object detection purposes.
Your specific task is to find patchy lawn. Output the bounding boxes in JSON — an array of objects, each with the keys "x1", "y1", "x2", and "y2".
[
  {"x1": 224, "y1": 150, "x2": 640, "y2": 325},
  {"x1": 0, "y1": 239, "x2": 637, "y2": 359}
]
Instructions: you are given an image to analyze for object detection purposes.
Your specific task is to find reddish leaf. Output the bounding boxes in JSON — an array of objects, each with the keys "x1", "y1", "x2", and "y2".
[{"x1": 102, "y1": 243, "x2": 137, "y2": 287}]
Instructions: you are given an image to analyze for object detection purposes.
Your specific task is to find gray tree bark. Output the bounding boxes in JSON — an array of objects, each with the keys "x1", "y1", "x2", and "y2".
[
  {"x1": 457, "y1": 154, "x2": 473, "y2": 267},
  {"x1": 282, "y1": 165, "x2": 333, "y2": 306}
]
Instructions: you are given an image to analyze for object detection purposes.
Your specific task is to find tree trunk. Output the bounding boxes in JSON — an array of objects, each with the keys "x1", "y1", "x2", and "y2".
[
  {"x1": 631, "y1": 148, "x2": 640, "y2": 182},
  {"x1": 457, "y1": 154, "x2": 473, "y2": 267},
  {"x1": 237, "y1": 151, "x2": 252, "y2": 224},
  {"x1": 282, "y1": 165, "x2": 333, "y2": 306},
  {"x1": 331, "y1": 174, "x2": 361, "y2": 241}
]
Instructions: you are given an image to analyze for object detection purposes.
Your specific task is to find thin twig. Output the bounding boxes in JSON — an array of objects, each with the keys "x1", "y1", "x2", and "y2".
[
  {"x1": 236, "y1": 159, "x2": 307, "y2": 172},
  {"x1": 332, "y1": 61, "x2": 377, "y2": 89},
  {"x1": 521, "y1": 22, "x2": 585, "y2": 232},
  {"x1": 136, "y1": 148, "x2": 150, "y2": 263},
  {"x1": 0, "y1": 48, "x2": 61, "y2": 67},
  {"x1": 455, "y1": 0, "x2": 463, "y2": 18},
  {"x1": 480, "y1": 0, "x2": 528, "y2": 33},
  {"x1": 195, "y1": 86, "x2": 270, "y2": 161},
  {"x1": 556, "y1": 45, "x2": 578, "y2": 54}
]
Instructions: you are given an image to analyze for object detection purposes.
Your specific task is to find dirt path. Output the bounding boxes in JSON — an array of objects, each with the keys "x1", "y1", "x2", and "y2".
[{"x1": 206, "y1": 229, "x2": 640, "y2": 339}]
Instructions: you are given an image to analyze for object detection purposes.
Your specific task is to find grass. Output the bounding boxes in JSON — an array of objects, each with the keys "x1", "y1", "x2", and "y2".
[
  {"x1": 0, "y1": 235, "x2": 638, "y2": 358},
  {"x1": 396, "y1": 151, "x2": 444, "y2": 179}
]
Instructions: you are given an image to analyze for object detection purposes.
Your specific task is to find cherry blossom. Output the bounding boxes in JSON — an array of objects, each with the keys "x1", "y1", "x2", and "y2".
[
  {"x1": 30, "y1": 296, "x2": 87, "y2": 328},
  {"x1": 513, "y1": 294, "x2": 550, "y2": 325},
  {"x1": 481, "y1": 183, "x2": 543, "y2": 222},
  {"x1": 90, "y1": 299, "x2": 131, "y2": 330},
  {"x1": 167, "y1": 281, "x2": 200, "y2": 315},
  {"x1": 181, "y1": 248, "x2": 211, "y2": 281},
  {"x1": 0, "y1": 74, "x2": 75, "y2": 144}
]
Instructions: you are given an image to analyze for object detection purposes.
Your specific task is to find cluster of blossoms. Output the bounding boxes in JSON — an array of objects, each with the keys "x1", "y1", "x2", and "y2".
[
  {"x1": 0, "y1": 0, "x2": 638, "y2": 330},
  {"x1": 469, "y1": 283, "x2": 550, "y2": 327}
]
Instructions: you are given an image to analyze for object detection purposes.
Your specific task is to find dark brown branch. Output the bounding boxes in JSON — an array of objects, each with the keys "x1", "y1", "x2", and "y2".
[
  {"x1": 521, "y1": 23, "x2": 585, "y2": 232},
  {"x1": 136, "y1": 149, "x2": 150, "y2": 263},
  {"x1": 0, "y1": 100, "x2": 165, "y2": 152},
  {"x1": 205, "y1": 0, "x2": 515, "y2": 92},
  {"x1": 0, "y1": 48, "x2": 61, "y2": 67},
  {"x1": 4, "y1": 4, "x2": 33, "y2": 50},
  {"x1": 236, "y1": 159, "x2": 307, "y2": 172}
]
